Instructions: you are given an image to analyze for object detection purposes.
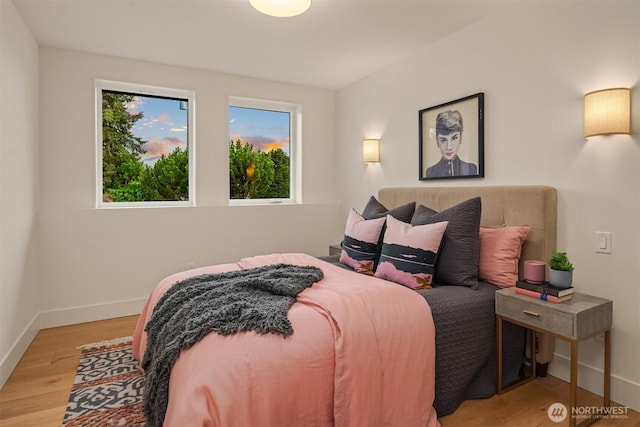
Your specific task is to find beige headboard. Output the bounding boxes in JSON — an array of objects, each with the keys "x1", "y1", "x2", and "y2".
[{"x1": 378, "y1": 186, "x2": 557, "y2": 280}]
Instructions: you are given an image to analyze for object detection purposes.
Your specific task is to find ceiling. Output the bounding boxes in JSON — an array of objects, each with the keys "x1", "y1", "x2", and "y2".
[{"x1": 13, "y1": 0, "x2": 515, "y2": 90}]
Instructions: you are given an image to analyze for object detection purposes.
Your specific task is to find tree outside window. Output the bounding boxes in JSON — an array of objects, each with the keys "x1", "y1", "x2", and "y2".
[
  {"x1": 97, "y1": 81, "x2": 194, "y2": 207},
  {"x1": 228, "y1": 99, "x2": 299, "y2": 203}
]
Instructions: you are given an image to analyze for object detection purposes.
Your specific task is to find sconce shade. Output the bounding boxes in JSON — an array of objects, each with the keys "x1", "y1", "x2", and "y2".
[
  {"x1": 363, "y1": 139, "x2": 380, "y2": 163},
  {"x1": 584, "y1": 88, "x2": 631, "y2": 138},
  {"x1": 249, "y1": 0, "x2": 311, "y2": 17}
]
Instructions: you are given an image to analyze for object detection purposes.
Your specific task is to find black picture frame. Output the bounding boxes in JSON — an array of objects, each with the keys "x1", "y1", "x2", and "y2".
[{"x1": 419, "y1": 93, "x2": 484, "y2": 180}]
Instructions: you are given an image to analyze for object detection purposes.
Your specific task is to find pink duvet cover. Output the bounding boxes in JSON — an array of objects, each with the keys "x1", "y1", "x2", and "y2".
[{"x1": 133, "y1": 253, "x2": 439, "y2": 427}]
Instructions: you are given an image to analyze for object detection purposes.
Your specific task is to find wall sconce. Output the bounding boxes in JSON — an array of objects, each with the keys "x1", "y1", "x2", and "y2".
[
  {"x1": 363, "y1": 139, "x2": 380, "y2": 163},
  {"x1": 584, "y1": 88, "x2": 631, "y2": 139}
]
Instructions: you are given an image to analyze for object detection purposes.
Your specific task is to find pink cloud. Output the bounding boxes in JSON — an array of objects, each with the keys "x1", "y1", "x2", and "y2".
[
  {"x1": 235, "y1": 135, "x2": 289, "y2": 154},
  {"x1": 141, "y1": 137, "x2": 186, "y2": 165}
]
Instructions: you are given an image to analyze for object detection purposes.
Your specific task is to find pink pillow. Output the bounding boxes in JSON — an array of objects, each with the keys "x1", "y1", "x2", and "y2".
[
  {"x1": 374, "y1": 215, "x2": 448, "y2": 289},
  {"x1": 340, "y1": 209, "x2": 386, "y2": 275},
  {"x1": 478, "y1": 225, "x2": 530, "y2": 288}
]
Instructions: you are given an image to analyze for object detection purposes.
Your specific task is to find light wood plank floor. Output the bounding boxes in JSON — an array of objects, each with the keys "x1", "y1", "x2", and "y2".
[{"x1": 0, "y1": 316, "x2": 638, "y2": 426}]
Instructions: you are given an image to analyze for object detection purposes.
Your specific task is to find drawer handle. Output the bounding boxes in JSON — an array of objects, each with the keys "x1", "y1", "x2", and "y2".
[{"x1": 522, "y1": 309, "x2": 540, "y2": 317}]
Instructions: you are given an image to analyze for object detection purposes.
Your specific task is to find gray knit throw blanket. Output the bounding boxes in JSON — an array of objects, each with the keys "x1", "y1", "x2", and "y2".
[{"x1": 141, "y1": 263, "x2": 324, "y2": 427}]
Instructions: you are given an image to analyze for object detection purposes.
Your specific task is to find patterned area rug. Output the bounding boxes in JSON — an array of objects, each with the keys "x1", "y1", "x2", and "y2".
[{"x1": 62, "y1": 337, "x2": 145, "y2": 426}]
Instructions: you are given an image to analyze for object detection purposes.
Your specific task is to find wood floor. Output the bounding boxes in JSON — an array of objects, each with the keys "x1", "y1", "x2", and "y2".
[{"x1": 0, "y1": 316, "x2": 638, "y2": 427}]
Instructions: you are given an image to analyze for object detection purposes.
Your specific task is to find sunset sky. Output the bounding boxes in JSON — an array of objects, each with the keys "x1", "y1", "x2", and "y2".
[
  {"x1": 229, "y1": 106, "x2": 290, "y2": 155},
  {"x1": 122, "y1": 96, "x2": 291, "y2": 165},
  {"x1": 125, "y1": 94, "x2": 188, "y2": 166}
]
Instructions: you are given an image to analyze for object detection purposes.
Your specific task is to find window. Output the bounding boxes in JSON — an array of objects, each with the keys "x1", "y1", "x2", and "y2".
[
  {"x1": 96, "y1": 80, "x2": 195, "y2": 207},
  {"x1": 228, "y1": 96, "x2": 301, "y2": 204}
]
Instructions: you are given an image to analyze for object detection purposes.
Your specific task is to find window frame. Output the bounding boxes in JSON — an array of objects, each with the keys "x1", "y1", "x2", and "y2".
[
  {"x1": 95, "y1": 79, "x2": 196, "y2": 208},
  {"x1": 228, "y1": 96, "x2": 302, "y2": 206}
]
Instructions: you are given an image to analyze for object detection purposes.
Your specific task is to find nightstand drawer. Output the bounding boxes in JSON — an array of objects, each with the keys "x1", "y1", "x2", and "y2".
[{"x1": 496, "y1": 295, "x2": 574, "y2": 337}]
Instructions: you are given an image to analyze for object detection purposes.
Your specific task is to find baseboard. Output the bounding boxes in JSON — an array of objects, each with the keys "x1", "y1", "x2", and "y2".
[
  {"x1": 548, "y1": 352, "x2": 640, "y2": 412},
  {"x1": 38, "y1": 298, "x2": 147, "y2": 329},
  {"x1": 0, "y1": 298, "x2": 145, "y2": 390},
  {"x1": 0, "y1": 313, "x2": 40, "y2": 390}
]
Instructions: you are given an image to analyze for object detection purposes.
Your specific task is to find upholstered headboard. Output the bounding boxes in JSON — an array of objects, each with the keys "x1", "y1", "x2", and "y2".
[{"x1": 378, "y1": 186, "x2": 557, "y2": 280}]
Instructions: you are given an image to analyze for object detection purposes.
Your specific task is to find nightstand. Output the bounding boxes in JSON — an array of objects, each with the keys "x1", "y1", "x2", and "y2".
[
  {"x1": 329, "y1": 244, "x2": 342, "y2": 256},
  {"x1": 495, "y1": 287, "x2": 612, "y2": 427}
]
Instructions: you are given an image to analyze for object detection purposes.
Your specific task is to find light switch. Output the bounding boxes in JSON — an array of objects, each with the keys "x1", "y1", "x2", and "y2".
[{"x1": 596, "y1": 231, "x2": 611, "y2": 254}]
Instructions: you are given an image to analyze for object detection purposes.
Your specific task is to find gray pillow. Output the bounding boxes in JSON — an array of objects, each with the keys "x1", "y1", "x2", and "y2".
[
  {"x1": 411, "y1": 197, "x2": 481, "y2": 289},
  {"x1": 362, "y1": 196, "x2": 415, "y2": 223}
]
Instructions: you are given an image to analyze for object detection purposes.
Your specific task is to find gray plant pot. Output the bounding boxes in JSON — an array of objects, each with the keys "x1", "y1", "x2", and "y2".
[{"x1": 549, "y1": 269, "x2": 573, "y2": 289}]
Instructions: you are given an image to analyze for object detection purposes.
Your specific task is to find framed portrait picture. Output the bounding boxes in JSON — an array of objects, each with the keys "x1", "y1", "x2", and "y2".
[{"x1": 419, "y1": 93, "x2": 484, "y2": 181}]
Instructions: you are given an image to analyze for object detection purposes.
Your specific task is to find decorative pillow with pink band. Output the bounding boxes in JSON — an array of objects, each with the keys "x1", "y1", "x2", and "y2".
[
  {"x1": 339, "y1": 209, "x2": 386, "y2": 275},
  {"x1": 374, "y1": 215, "x2": 448, "y2": 289}
]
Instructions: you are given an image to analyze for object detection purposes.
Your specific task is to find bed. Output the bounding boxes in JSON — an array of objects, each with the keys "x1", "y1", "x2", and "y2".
[
  {"x1": 132, "y1": 185, "x2": 557, "y2": 426},
  {"x1": 364, "y1": 186, "x2": 557, "y2": 415}
]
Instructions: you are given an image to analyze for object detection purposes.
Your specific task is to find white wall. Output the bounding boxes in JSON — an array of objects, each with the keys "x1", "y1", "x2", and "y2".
[
  {"x1": 336, "y1": 1, "x2": 640, "y2": 411},
  {"x1": 0, "y1": 0, "x2": 40, "y2": 388},
  {"x1": 37, "y1": 48, "x2": 343, "y2": 325}
]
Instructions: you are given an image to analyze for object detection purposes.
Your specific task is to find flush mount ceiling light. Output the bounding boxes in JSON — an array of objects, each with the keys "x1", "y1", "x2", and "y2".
[{"x1": 249, "y1": 0, "x2": 311, "y2": 17}]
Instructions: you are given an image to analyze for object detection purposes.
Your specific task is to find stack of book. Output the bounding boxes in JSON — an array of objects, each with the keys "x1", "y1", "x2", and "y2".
[{"x1": 515, "y1": 280, "x2": 574, "y2": 303}]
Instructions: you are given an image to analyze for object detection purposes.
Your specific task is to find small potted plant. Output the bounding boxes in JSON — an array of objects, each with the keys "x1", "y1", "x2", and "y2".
[{"x1": 548, "y1": 251, "x2": 573, "y2": 289}]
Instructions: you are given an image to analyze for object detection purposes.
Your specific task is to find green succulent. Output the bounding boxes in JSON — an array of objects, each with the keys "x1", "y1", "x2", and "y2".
[{"x1": 549, "y1": 251, "x2": 574, "y2": 271}]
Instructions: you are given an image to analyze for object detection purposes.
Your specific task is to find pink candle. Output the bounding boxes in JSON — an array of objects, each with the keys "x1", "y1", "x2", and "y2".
[{"x1": 524, "y1": 260, "x2": 545, "y2": 284}]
